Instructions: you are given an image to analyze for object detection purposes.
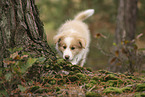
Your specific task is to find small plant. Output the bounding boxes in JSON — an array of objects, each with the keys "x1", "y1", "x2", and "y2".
[
  {"x1": 95, "y1": 33, "x2": 145, "y2": 73},
  {"x1": 0, "y1": 48, "x2": 38, "y2": 96}
]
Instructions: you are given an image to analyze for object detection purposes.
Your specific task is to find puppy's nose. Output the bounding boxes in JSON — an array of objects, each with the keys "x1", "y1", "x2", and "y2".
[{"x1": 65, "y1": 55, "x2": 70, "y2": 60}]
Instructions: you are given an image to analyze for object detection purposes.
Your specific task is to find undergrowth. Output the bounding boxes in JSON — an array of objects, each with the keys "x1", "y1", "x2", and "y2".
[{"x1": 0, "y1": 45, "x2": 145, "y2": 97}]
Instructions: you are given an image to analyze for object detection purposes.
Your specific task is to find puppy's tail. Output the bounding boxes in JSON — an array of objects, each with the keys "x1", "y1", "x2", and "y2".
[{"x1": 74, "y1": 9, "x2": 94, "y2": 21}]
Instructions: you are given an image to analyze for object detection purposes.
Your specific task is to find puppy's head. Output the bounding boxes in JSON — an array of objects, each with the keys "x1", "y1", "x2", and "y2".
[{"x1": 54, "y1": 35, "x2": 86, "y2": 61}]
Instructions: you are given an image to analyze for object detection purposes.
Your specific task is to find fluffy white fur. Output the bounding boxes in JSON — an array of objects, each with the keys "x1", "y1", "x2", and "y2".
[{"x1": 54, "y1": 9, "x2": 94, "y2": 67}]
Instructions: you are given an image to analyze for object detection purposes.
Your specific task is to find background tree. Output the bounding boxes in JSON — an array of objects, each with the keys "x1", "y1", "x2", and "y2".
[
  {"x1": 110, "y1": 0, "x2": 139, "y2": 73},
  {"x1": 115, "y1": 0, "x2": 138, "y2": 44},
  {"x1": 0, "y1": 0, "x2": 56, "y2": 67}
]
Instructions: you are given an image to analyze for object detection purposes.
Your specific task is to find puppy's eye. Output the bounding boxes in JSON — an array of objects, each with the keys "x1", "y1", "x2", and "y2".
[
  {"x1": 71, "y1": 47, "x2": 75, "y2": 50},
  {"x1": 63, "y1": 46, "x2": 66, "y2": 49}
]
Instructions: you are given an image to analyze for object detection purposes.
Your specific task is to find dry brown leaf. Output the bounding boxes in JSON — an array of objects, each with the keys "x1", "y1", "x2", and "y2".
[
  {"x1": 110, "y1": 57, "x2": 117, "y2": 64},
  {"x1": 115, "y1": 50, "x2": 119, "y2": 57},
  {"x1": 94, "y1": 33, "x2": 107, "y2": 39}
]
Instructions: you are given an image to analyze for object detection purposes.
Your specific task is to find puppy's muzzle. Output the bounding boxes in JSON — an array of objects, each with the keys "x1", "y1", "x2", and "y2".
[{"x1": 65, "y1": 55, "x2": 70, "y2": 60}]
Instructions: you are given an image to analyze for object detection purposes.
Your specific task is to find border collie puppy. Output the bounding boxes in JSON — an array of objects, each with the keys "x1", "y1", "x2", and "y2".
[{"x1": 54, "y1": 9, "x2": 94, "y2": 67}]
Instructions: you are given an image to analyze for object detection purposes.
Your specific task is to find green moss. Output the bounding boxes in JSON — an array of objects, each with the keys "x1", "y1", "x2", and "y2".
[
  {"x1": 90, "y1": 80, "x2": 97, "y2": 84},
  {"x1": 57, "y1": 79, "x2": 65, "y2": 85},
  {"x1": 104, "y1": 74, "x2": 118, "y2": 81},
  {"x1": 43, "y1": 64, "x2": 50, "y2": 71},
  {"x1": 63, "y1": 64, "x2": 72, "y2": 71},
  {"x1": 136, "y1": 83, "x2": 145, "y2": 92},
  {"x1": 76, "y1": 73, "x2": 87, "y2": 82},
  {"x1": 140, "y1": 93, "x2": 145, "y2": 97},
  {"x1": 30, "y1": 86, "x2": 40, "y2": 92},
  {"x1": 135, "y1": 92, "x2": 145, "y2": 97},
  {"x1": 35, "y1": 88, "x2": 49, "y2": 93},
  {"x1": 54, "y1": 87, "x2": 60, "y2": 92},
  {"x1": 92, "y1": 76, "x2": 99, "y2": 81},
  {"x1": 86, "y1": 91, "x2": 102, "y2": 97},
  {"x1": 68, "y1": 75, "x2": 79, "y2": 82},
  {"x1": 71, "y1": 65, "x2": 81, "y2": 71},
  {"x1": 49, "y1": 79, "x2": 56, "y2": 85},
  {"x1": 135, "y1": 93, "x2": 141, "y2": 97},
  {"x1": 69, "y1": 71, "x2": 75, "y2": 75},
  {"x1": 76, "y1": 73, "x2": 85, "y2": 78},
  {"x1": 139, "y1": 77, "x2": 145, "y2": 82},
  {"x1": 103, "y1": 87, "x2": 122, "y2": 94},
  {"x1": 55, "y1": 74, "x2": 62, "y2": 78},
  {"x1": 53, "y1": 63, "x2": 62, "y2": 71},
  {"x1": 57, "y1": 58, "x2": 66, "y2": 64},
  {"x1": 74, "y1": 70, "x2": 81, "y2": 73},
  {"x1": 127, "y1": 76, "x2": 134, "y2": 79},
  {"x1": 121, "y1": 86, "x2": 132, "y2": 92},
  {"x1": 118, "y1": 79, "x2": 124, "y2": 84},
  {"x1": 124, "y1": 79, "x2": 133, "y2": 85},
  {"x1": 100, "y1": 82, "x2": 106, "y2": 86},
  {"x1": 120, "y1": 74, "x2": 126, "y2": 77},
  {"x1": 44, "y1": 84, "x2": 51, "y2": 87},
  {"x1": 107, "y1": 79, "x2": 124, "y2": 87},
  {"x1": 85, "y1": 83, "x2": 94, "y2": 89},
  {"x1": 86, "y1": 67, "x2": 93, "y2": 72},
  {"x1": 107, "y1": 80, "x2": 117, "y2": 87},
  {"x1": 98, "y1": 70, "x2": 112, "y2": 74}
]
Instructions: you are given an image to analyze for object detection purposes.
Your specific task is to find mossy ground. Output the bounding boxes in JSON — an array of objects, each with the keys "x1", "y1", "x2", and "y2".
[{"x1": 1, "y1": 47, "x2": 145, "y2": 97}]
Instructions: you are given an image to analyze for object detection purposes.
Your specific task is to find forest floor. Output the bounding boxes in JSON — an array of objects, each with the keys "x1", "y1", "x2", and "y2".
[{"x1": 1, "y1": 45, "x2": 145, "y2": 97}]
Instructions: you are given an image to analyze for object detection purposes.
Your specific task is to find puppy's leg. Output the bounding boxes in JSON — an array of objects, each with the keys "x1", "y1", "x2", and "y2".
[
  {"x1": 71, "y1": 56, "x2": 81, "y2": 65},
  {"x1": 71, "y1": 60, "x2": 78, "y2": 65},
  {"x1": 80, "y1": 48, "x2": 89, "y2": 67}
]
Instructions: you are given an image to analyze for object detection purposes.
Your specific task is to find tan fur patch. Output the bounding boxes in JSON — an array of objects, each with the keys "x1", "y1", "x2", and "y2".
[
  {"x1": 58, "y1": 38, "x2": 66, "y2": 53},
  {"x1": 69, "y1": 37, "x2": 84, "y2": 55}
]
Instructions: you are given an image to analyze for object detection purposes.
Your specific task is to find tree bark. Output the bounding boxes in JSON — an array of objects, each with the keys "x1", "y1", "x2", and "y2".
[
  {"x1": 115, "y1": 0, "x2": 138, "y2": 44},
  {"x1": 0, "y1": 0, "x2": 56, "y2": 67},
  {"x1": 110, "y1": 0, "x2": 138, "y2": 73}
]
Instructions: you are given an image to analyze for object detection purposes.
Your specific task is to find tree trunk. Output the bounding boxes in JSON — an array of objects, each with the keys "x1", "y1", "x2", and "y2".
[
  {"x1": 110, "y1": 0, "x2": 138, "y2": 73},
  {"x1": 0, "y1": 0, "x2": 56, "y2": 67},
  {"x1": 115, "y1": 0, "x2": 138, "y2": 44}
]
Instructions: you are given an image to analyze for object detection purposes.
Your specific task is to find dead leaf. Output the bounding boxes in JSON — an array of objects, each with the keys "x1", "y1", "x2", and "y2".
[
  {"x1": 115, "y1": 50, "x2": 119, "y2": 57},
  {"x1": 110, "y1": 57, "x2": 117, "y2": 64},
  {"x1": 94, "y1": 33, "x2": 107, "y2": 39}
]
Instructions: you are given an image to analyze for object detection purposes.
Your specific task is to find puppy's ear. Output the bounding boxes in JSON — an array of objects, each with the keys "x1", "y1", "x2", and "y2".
[
  {"x1": 53, "y1": 35, "x2": 63, "y2": 44},
  {"x1": 78, "y1": 38, "x2": 86, "y2": 48}
]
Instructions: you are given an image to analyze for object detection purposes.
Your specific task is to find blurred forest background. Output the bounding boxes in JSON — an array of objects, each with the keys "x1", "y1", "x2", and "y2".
[{"x1": 35, "y1": 0, "x2": 145, "y2": 71}]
